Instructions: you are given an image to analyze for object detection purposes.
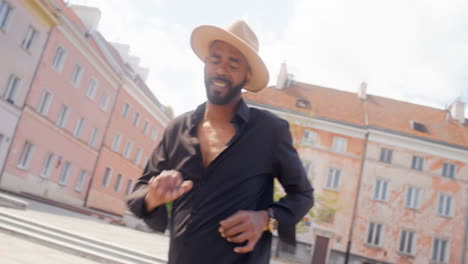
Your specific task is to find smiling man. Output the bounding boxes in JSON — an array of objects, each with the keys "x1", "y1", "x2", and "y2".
[{"x1": 127, "y1": 20, "x2": 314, "y2": 264}]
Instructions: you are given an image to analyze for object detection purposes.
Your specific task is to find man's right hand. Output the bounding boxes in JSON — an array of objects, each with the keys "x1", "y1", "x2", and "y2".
[{"x1": 144, "y1": 170, "x2": 193, "y2": 212}]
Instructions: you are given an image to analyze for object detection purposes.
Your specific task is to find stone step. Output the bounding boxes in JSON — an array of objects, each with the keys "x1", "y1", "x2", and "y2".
[{"x1": 0, "y1": 211, "x2": 166, "y2": 264}]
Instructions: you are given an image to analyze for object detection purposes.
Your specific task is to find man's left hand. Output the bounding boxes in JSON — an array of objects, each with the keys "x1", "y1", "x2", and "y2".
[{"x1": 219, "y1": 210, "x2": 269, "y2": 253}]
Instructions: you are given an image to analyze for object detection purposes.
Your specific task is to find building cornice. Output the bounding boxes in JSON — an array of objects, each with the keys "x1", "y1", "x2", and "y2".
[
  {"x1": 21, "y1": 0, "x2": 60, "y2": 26},
  {"x1": 123, "y1": 78, "x2": 171, "y2": 126},
  {"x1": 56, "y1": 18, "x2": 120, "y2": 90}
]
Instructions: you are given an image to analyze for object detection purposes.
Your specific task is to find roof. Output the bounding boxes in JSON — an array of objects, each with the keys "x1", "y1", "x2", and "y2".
[{"x1": 242, "y1": 82, "x2": 468, "y2": 149}]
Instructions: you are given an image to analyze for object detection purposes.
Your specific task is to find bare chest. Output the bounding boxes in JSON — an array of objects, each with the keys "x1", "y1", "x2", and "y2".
[{"x1": 197, "y1": 121, "x2": 236, "y2": 168}]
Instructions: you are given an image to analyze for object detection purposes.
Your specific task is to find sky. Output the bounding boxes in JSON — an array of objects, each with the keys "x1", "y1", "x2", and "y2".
[{"x1": 71, "y1": 0, "x2": 468, "y2": 117}]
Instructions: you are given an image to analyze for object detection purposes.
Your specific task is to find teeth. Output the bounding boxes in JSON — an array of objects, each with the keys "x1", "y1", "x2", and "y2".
[{"x1": 213, "y1": 80, "x2": 227, "y2": 87}]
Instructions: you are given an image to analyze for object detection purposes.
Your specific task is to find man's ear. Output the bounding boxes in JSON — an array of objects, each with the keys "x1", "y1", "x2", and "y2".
[{"x1": 246, "y1": 70, "x2": 252, "y2": 83}]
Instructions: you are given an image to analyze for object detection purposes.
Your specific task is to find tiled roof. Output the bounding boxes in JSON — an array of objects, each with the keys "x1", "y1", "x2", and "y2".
[{"x1": 242, "y1": 82, "x2": 468, "y2": 149}]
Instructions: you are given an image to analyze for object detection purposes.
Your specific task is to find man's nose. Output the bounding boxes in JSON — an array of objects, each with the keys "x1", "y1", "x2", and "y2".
[{"x1": 215, "y1": 62, "x2": 229, "y2": 76}]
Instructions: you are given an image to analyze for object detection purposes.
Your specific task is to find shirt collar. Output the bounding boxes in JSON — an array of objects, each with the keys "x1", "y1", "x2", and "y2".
[{"x1": 190, "y1": 99, "x2": 250, "y2": 127}]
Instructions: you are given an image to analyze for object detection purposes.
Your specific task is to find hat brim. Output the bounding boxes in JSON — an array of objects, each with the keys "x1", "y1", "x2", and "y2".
[{"x1": 191, "y1": 25, "x2": 269, "y2": 93}]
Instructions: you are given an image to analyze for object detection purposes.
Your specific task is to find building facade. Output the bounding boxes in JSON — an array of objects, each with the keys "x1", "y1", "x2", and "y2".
[
  {"x1": 0, "y1": 1, "x2": 171, "y2": 214},
  {"x1": 243, "y1": 64, "x2": 468, "y2": 264},
  {"x1": 0, "y1": 0, "x2": 58, "y2": 175}
]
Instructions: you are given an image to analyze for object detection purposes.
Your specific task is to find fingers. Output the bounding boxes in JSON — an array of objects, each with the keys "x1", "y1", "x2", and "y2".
[
  {"x1": 219, "y1": 211, "x2": 245, "y2": 230},
  {"x1": 146, "y1": 170, "x2": 192, "y2": 205},
  {"x1": 234, "y1": 238, "x2": 258, "y2": 254}
]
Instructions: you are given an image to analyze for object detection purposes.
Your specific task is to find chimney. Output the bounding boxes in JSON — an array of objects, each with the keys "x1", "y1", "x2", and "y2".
[
  {"x1": 276, "y1": 63, "x2": 288, "y2": 89},
  {"x1": 358, "y1": 81, "x2": 367, "y2": 100},
  {"x1": 449, "y1": 100, "x2": 465, "y2": 124},
  {"x1": 71, "y1": 5, "x2": 101, "y2": 33}
]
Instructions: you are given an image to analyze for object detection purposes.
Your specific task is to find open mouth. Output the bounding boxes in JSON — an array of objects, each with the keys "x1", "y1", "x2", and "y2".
[{"x1": 212, "y1": 80, "x2": 227, "y2": 87}]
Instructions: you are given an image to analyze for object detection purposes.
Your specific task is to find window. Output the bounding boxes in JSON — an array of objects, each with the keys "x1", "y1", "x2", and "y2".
[
  {"x1": 17, "y1": 141, "x2": 34, "y2": 169},
  {"x1": 438, "y1": 194, "x2": 453, "y2": 217},
  {"x1": 332, "y1": 137, "x2": 347, "y2": 153},
  {"x1": 133, "y1": 112, "x2": 140, "y2": 126},
  {"x1": 411, "y1": 155, "x2": 424, "y2": 171},
  {"x1": 88, "y1": 127, "x2": 98, "y2": 147},
  {"x1": 367, "y1": 222, "x2": 383, "y2": 247},
  {"x1": 52, "y1": 46, "x2": 66, "y2": 70},
  {"x1": 302, "y1": 161, "x2": 313, "y2": 177},
  {"x1": 102, "y1": 167, "x2": 112, "y2": 187},
  {"x1": 86, "y1": 79, "x2": 97, "y2": 99},
  {"x1": 56, "y1": 104, "x2": 69, "y2": 128},
  {"x1": 125, "y1": 179, "x2": 134, "y2": 195},
  {"x1": 111, "y1": 133, "x2": 121, "y2": 152},
  {"x1": 432, "y1": 238, "x2": 449, "y2": 263},
  {"x1": 73, "y1": 117, "x2": 85, "y2": 138},
  {"x1": 100, "y1": 92, "x2": 109, "y2": 111},
  {"x1": 121, "y1": 103, "x2": 129, "y2": 118},
  {"x1": 114, "y1": 173, "x2": 123, "y2": 192},
  {"x1": 123, "y1": 141, "x2": 132, "y2": 158},
  {"x1": 301, "y1": 130, "x2": 317, "y2": 146},
  {"x1": 406, "y1": 186, "x2": 421, "y2": 209},
  {"x1": 70, "y1": 64, "x2": 82, "y2": 86},
  {"x1": 37, "y1": 90, "x2": 52, "y2": 116},
  {"x1": 379, "y1": 148, "x2": 393, "y2": 163},
  {"x1": 75, "y1": 170, "x2": 87, "y2": 192},
  {"x1": 442, "y1": 162, "x2": 455, "y2": 179},
  {"x1": 4, "y1": 74, "x2": 21, "y2": 104},
  {"x1": 325, "y1": 168, "x2": 341, "y2": 190},
  {"x1": 58, "y1": 161, "x2": 71, "y2": 185},
  {"x1": 0, "y1": 1, "x2": 13, "y2": 30},
  {"x1": 142, "y1": 121, "x2": 149, "y2": 134},
  {"x1": 374, "y1": 179, "x2": 389, "y2": 201},
  {"x1": 21, "y1": 26, "x2": 37, "y2": 51},
  {"x1": 151, "y1": 128, "x2": 158, "y2": 141},
  {"x1": 399, "y1": 230, "x2": 415, "y2": 255},
  {"x1": 134, "y1": 147, "x2": 142, "y2": 165},
  {"x1": 40, "y1": 153, "x2": 54, "y2": 178}
]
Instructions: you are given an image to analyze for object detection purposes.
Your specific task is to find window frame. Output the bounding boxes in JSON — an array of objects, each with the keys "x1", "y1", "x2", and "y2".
[
  {"x1": 332, "y1": 136, "x2": 347, "y2": 153},
  {"x1": 58, "y1": 161, "x2": 72, "y2": 185},
  {"x1": 21, "y1": 25, "x2": 38, "y2": 52},
  {"x1": 40, "y1": 152, "x2": 55, "y2": 178},
  {"x1": 17, "y1": 141, "x2": 34, "y2": 170},
  {"x1": 379, "y1": 148, "x2": 393, "y2": 164},
  {"x1": 4, "y1": 74, "x2": 21, "y2": 104}
]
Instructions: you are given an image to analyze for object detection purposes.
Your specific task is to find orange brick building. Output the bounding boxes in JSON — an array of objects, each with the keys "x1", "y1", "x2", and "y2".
[{"x1": 243, "y1": 64, "x2": 468, "y2": 264}]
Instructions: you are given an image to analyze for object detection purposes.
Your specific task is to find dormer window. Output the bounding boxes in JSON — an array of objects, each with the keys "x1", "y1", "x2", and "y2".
[
  {"x1": 296, "y1": 98, "x2": 311, "y2": 109},
  {"x1": 410, "y1": 120, "x2": 427, "y2": 132}
]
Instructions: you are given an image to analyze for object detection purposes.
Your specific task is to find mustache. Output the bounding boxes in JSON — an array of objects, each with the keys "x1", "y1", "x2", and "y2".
[{"x1": 210, "y1": 76, "x2": 232, "y2": 87}]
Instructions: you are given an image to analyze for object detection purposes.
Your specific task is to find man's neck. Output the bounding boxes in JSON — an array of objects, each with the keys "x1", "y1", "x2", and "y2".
[{"x1": 204, "y1": 97, "x2": 241, "y2": 123}]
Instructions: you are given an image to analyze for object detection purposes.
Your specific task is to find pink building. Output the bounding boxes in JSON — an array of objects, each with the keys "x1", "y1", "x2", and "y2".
[
  {"x1": 84, "y1": 31, "x2": 171, "y2": 215},
  {"x1": 1, "y1": 0, "x2": 120, "y2": 207},
  {"x1": 0, "y1": 0, "x2": 58, "y2": 176},
  {"x1": 244, "y1": 64, "x2": 468, "y2": 264}
]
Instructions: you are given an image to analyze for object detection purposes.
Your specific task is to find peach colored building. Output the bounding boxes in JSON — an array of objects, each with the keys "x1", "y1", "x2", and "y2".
[
  {"x1": 243, "y1": 64, "x2": 468, "y2": 264},
  {"x1": 0, "y1": 0, "x2": 58, "y2": 175},
  {"x1": 84, "y1": 30, "x2": 171, "y2": 215},
  {"x1": 1, "y1": 0, "x2": 120, "y2": 207}
]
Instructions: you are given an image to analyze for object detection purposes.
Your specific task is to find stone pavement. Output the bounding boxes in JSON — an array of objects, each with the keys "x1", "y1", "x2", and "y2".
[{"x1": 0, "y1": 192, "x2": 287, "y2": 264}]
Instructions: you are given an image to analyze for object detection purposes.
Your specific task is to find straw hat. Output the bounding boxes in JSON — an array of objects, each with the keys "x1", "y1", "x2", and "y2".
[{"x1": 191, "y1": 20, "x2": 269, "y2": 93}]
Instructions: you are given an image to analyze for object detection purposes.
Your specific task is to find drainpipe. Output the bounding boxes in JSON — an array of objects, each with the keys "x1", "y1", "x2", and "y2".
[
  {"x1": 345, "y1": 101, "x2": 369, "y2": 264},
  {"x1": 344, "y1": 131, "x2": 368, "y2": 264},
  {"x1": 83, "y1": 83, "x2": 122, "y2": 207},
  {"x1": 462, "y1": 186, "x2": 468, "y2": 264}
]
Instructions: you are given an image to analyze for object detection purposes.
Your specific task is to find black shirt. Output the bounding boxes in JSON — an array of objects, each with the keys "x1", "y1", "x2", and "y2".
[{"x1": 127, "y1": 100, "x2": 314, "y2": 264}]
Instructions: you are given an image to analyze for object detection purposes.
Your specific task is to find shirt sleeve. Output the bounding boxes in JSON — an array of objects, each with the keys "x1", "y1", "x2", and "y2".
[
  {"x1": 126, "y1": 131, "x2": 169, "y2": 233},
  {"x1": 270, "y1": 119, "x2": 314, "y2": 233}
]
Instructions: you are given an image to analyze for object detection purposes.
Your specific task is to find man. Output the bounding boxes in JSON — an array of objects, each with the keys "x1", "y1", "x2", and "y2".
[{"x1": 127, "y1": 20, "x2": 314, "y2": 264}]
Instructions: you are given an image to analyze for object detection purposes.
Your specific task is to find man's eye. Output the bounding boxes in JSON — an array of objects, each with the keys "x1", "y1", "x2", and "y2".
[
  {"x1": 208, "y1": 57, "x2": 220, "y2": 64},
  {"x1": 229, "y1": 63, "x2": 240, "y2": 70}
]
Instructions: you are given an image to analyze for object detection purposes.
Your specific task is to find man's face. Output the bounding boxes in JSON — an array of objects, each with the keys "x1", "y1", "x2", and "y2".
[{"x1": 204, "y1": 40, "x2": 251, "y2": 105}]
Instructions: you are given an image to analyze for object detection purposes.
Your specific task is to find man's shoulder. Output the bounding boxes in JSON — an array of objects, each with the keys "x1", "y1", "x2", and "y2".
[
  {"x1": 163, "y1": 110, "x2": 195, "y2": 135},
  {"x1": 249, "y1": 107, "x2": 289, "y2": 127}
]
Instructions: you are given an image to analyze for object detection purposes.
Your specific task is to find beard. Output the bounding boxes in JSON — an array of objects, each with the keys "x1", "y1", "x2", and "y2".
[{"x1": 204, "y1": 76, "x2": 247, "y2": 105}]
